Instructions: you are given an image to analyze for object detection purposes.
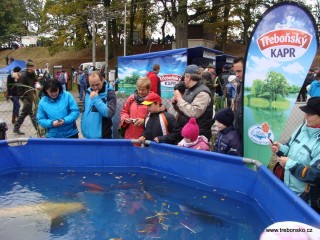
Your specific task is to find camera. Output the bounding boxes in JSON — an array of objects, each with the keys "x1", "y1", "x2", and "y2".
[
  {"x1": 130, "y1": 118, "x2": 136, "y2": 123},
  {"x1": 174, "y1": 81, "x2": 186, "y2": 94}
]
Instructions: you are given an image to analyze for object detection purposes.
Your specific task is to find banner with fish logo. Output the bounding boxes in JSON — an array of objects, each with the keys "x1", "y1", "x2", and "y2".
[{"x1": 243, "y1": 2, "x2": 319, "y2": 166}]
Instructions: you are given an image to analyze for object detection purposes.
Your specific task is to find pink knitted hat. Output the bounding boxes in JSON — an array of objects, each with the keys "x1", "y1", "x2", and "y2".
[{"x1": 181, "y1": 118, "x2": 199, "y2": 141}]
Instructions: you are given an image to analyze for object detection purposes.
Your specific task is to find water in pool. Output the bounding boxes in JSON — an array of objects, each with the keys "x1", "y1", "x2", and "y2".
[{"x1": 0, "y1": 167, "x2": 272, "y2": 239}]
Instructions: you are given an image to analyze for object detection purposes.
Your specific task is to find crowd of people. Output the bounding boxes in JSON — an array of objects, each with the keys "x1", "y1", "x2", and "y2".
[{"x1": 5, "y1": 57, "x2": 320, "y2": 214}]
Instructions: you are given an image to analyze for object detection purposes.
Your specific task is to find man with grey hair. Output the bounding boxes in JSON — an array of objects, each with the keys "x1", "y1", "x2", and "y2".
[{"x1": 171, "y1": 64, "x2": 213, "y2": 140}]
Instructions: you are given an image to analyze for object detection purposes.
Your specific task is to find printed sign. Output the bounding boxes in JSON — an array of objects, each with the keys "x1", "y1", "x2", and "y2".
[
  {"x1": 118, "y1": 49, "x2": 187, "y2": 98},
  {"x1": 243, "y1": 2, "x2": 319, "y2": 166}
]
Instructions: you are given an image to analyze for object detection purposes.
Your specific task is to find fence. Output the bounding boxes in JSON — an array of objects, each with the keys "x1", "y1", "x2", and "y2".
[
  {"x1": 1, "y1": 89, "x2": 305, "y2": 142},
  {"x1": 0, "y1": 90, "x2": 177, "y2": 139}
]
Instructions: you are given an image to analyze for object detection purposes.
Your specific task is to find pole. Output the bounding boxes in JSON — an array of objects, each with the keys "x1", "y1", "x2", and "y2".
[
  {"x1": 105, "y1": 9, "x2": 109, "y2": 77},
  {"x1": 92, "y1": 8, "x2": 96, "y2": 68},
  {"x1": 124, "y1": 2, "x2": 127, "y2": 56}
]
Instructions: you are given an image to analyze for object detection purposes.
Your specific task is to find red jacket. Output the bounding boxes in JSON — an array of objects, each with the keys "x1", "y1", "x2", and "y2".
[
  {"x1": 120, "y1": 95, "x2": 148, "y2": 139},
  {"x1": 147, "y1": 71, "x2": 160, "y2": 95}
]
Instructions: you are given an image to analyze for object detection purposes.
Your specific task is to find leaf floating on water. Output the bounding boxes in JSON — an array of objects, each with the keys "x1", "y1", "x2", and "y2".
[
  {"x1": 114, "y1": 176, "x2": 123, "y2": 180},
  {"x1": 202, "y1": 196, "x2": 207, "y2": 199}
]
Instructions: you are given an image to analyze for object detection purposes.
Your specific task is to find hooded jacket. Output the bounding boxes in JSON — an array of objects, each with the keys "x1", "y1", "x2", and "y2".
[
  {"x1": 214, "y1": 125, "x2": 242, "y2": 156},
  {"x1": 37, "y1": 91, "x2": 80, "y2": 138},
  {"x1": 119, "y1": 92, "x2": 148, "y2": 140},
  {"x1": 81, "y1": 81, "x2": 116, "y2": 139},
  {"x1": 308, "y1": 80, "x2": 320, "y2": 97},
  {"x1": 279, "y1": 124, "x2": 320, "y2": 196}
]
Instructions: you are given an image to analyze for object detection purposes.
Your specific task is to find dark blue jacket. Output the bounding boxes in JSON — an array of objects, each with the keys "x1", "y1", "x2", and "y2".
[{"x1": 214, "y1": 125, "x2": 242, "y2": 156}]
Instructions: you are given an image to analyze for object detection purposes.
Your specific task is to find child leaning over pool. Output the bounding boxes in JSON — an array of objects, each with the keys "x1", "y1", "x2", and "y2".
[
  {"x1": 138, "y1": 93, "x2": 181, "y2": 144},
  {"x1": 177, "y1": 118, "x2": 210, "y2": 151},
  {"x1": 213, "y1": 108, "x2": 242, "y2": 156}
]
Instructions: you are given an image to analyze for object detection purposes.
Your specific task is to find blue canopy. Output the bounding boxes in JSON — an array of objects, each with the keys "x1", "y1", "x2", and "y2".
[{"x1": 0, "y1": 60, "x2": 26, "y2": 74}]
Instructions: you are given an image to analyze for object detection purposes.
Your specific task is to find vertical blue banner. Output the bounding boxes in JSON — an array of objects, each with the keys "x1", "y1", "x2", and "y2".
[
  {"x1": 243, "y1": 2, "x2": 319, "y2": 165},
  {"x1": 118, "y1": 49, "x2": 187, "y2": 98}
]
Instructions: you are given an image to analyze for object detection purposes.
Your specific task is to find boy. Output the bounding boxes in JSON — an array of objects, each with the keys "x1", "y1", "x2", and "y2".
[
  {"x1": 139, "y1": 93, "x2": 181, "y2": 144},
  {"x1": 213, "y1": 108, "x2": 242, "y2": 156}
]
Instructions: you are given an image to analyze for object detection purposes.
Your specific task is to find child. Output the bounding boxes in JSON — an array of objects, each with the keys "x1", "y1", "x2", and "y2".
[
  {"x1": 213, "y1": 108, "x2": 242, "y2": 156},
  {"x1": 178, "y1": 118, "x2": 210, "y2": 151},
  {"x1": 138, "y1": 93, "x2": 181, "y2": 144}
]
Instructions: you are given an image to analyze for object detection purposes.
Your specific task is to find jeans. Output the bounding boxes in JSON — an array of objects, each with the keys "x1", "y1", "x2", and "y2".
[
  {"x1": 79, "y1": 84, "x2": 87, "y2": 101},
  {"x1": 11, "y1": 96, "x2": 20, "y2": 116}
]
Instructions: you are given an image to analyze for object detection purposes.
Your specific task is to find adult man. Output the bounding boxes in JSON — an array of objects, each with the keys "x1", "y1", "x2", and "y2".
[
  {"x1": 81, "y1": 71, "x2": 116, "y2": 139},
  {"x1": 206, "y1": 63, "x2": 216, "y2": 79},
  {"x1": 13, "y1": 60, "x2": 38, "y2": 135},
  {"x1": 171, "y1": 64, "x2": 213, "y2": 140},
  {"x1": 219, "y1": 64, "x2": 234, "y2": 97},
  {"x1": 233, "y1": 56, "x2": 244, "y2": 140},
  {"x1": 147, "y1": 64, "x2": 161, "y2": 96}
]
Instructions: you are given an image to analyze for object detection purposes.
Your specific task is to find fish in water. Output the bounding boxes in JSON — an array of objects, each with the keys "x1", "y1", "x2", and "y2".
[
  {"x1": 0, "y1": 202, "x2": 85, "y2": 240},
  {"x1": 81, "y1": 182, "x2": 105, "y2": 191},
  {"x1": 0, "y1": 202, "x2": 85, "y2": 219}
]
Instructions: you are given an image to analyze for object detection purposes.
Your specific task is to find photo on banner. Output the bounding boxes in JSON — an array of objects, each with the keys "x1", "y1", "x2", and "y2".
[
  {"x1": 243, "y1": 2, "x2": 319, "y2": 166},
  {"x1": 117, "y1": 49, "x2": 187, "y2": 98}
]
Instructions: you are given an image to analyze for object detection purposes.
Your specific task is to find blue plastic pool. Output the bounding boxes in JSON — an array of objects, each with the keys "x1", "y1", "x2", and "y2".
[{"x1": 0, "y1": 138, "x2": 319, "y2": 239}]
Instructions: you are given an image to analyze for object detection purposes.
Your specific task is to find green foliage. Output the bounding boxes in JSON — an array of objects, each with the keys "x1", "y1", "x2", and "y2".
[
  {"x1": 251, "y1": 79, "x2": 264, "y2": 97},
  {"x1": 249, "y1": 71, "x2": 293, "y2": 108},
  {"x1": 125, "y1": 72, "x2": 140, "y2": 85}
]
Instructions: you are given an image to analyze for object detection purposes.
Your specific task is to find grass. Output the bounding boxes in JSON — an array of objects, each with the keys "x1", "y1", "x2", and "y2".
[{"x1": 246, "y1": 96, "x2": 290, "y2": 109}]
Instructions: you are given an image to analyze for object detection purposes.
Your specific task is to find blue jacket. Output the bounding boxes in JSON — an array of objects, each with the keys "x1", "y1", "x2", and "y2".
[
  {"x1": 280, "y1": 124, "x2": 320, "y2": 195},
  {"x1": 81, "y1": 81, "x2": 116, "y2": 139},
  {"x1": 214, "y1": 125, "x2": 242, "y2": 156},
  {"x1": 37, "y1": 91, "x2": 80, "y2": 138}
]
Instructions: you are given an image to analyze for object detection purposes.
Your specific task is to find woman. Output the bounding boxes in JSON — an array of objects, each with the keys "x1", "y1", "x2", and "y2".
[
  {"x1": 36, "y1": 78, "x2": 80, "y2": 138},
  {"x1": 119, "y1": 77, "x2": 150, "y2": 139},
  {"x1": 270, "y1": 97, "x2": 320, "y2": 213},
  {"x1": 6, "y1": 67, "x2": 21, "y2": 124}
]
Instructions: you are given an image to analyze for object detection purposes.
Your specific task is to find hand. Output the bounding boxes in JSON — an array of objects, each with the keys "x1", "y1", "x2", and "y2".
[
  {"x1": 124, "y1": 117, "x2": 132, "y2": 124},
  {"x1": 53, "y1": 119, "x2": 64, "y2": 127},
  {"x1": 139, "y1": 136, "x2": 146, "y2": 142},
  {"x1": 270, "y1": 142, "x2": 280, "y2": 153},
  {"x1": 154, "y1": 137, "x2": 159, "y2": 143},
  {"x1": 134, "y1": 118, "x2": 144, "y2": 127},
  {"x1": 171, "y1": 95, "x2": 177, "y2": 104},
  {"x1": 174, "y1": 90, "x2": 182, "y2": 101},
  {"x1": 278, "y1": 156, "x2": 288, "y2": 167},
  {"x1": 90, "y1": 90, "x2": 98, "y2": 98}
]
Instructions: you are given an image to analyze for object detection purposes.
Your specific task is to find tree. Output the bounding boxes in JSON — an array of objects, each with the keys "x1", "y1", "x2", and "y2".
[
  {"x1": 262, "y1": 71, "x2": 290, "y2": 103},
  {"x1": 251, "y1": 79, "x2": 264, "y2": 97},
  {"x1": 0, "y1": 0, "x2": 42, "y2": 46}
]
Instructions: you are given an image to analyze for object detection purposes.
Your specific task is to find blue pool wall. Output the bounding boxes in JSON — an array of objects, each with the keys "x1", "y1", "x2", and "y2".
[{"x1": 1, "y1": 138, "x2": 319, "y2": 227}]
